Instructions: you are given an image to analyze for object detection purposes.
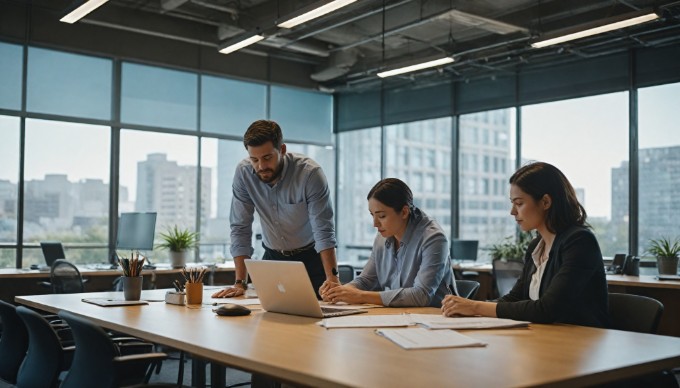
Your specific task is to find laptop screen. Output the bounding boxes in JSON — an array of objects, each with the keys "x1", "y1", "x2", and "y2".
[{"x1": 40, "y1": 242, "x2": 66, "y2": 266}]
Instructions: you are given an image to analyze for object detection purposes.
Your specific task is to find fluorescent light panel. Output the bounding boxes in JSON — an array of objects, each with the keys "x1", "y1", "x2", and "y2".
[
  {"x1": 531, "y1": 12, "x2": 659, "y2": 48},
  {"x1": 277, "y1": 0, "x2": 357, "y2": 29},
  {"x1": 60, "y1": 0, "x2": 109, "y2": 24},
  {"x1": 219, "y1": 34, "x2": 265, "y2": 55},
  {"x1": 377, "y1": 57, "x2": 454, "y2": 78}
]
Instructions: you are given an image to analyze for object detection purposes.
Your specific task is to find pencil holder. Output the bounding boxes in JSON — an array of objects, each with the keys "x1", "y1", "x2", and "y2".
[
  {"x1": 185, "y1": 282, "x2": 203, "y2": 305},
  {"x1": 165, "y1": 291, "x2": 185, "y2": 305},
  {"x1": 122, "y1": 276, "x2": 143, "y2": 301}
]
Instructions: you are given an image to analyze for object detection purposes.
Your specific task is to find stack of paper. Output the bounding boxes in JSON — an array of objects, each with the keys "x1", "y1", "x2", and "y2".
[
  {"x1": 376, "y1": 328, "x2": 487, "y2": 350},
  {"x1": 408, "y1": 315, "x2": 530, "y2": 329},
  {"x1": 318, "y1": 314, "x2": 414, "y2": 328}
]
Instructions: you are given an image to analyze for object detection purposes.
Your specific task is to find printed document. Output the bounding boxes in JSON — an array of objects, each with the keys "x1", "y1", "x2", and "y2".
[
  {"x1": 376, "y1": 328, "x2": 487, "y2": 350},
  {"x1": 408, "y1": 315, "x2": 530, "y2": 329}
]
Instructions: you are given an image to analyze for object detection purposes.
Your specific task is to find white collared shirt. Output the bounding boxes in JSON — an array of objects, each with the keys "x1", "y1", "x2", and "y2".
[{"x1": 529, "y1": 239, "x2": 550, "y2": 301}]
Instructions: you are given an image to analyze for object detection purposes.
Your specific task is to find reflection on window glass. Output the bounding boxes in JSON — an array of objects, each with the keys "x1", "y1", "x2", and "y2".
[
  {"x1": 385, "y1": 118, "x2": 452, "y2": 240},
  {"x1": 0, "y1": 116, "x2": 20, "y2": 267},
  {"x1": 23, "y1": 119, "x2": 110, "y2": 267},
  {"x1": 270, "y1": 86, "x2": 332, "y2": 144},
  {"x1": 638, "y1": 82, "x2": 680, "y2": 256},
  {"x1": 27, "y1": 47, "x2": 111, "y2": 119},
  {"x1": 200, "y1": 75, "x2": 266, "y2": 135},
  {"x1": 121, "y1": 63, "x2": 198, "y2": 130},
  {"x1": 337, "y1": 128, "x2": 381, "y2": 264},
  {"x1": 459, "y1": 110, "x2": 516, "y2": 261},
  {"x1": 286, "y1": 142, "x2": 336, "y2": 205},
  {"x1": 522, "y1": 93, "x2": 628, "y2": 257},
  {"x1": 120, "y1": 130, "x2": 199, "y2": 263},
  {"x1": 0, "y1": 42, "x2": 22, "y2": 111}
]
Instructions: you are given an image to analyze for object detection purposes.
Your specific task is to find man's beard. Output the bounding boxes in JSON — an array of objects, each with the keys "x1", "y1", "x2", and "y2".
[{"x1": 257, "y1": 163, "x2": 283, "y2": 183}]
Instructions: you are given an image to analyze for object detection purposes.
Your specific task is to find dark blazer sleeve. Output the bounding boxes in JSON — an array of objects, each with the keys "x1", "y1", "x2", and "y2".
[{"x1": 496, "y1": 228, "x2": 608, "y2": 327}]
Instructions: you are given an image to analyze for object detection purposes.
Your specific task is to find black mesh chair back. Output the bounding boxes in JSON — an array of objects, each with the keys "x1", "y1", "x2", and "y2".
[
  {"x1": 58, "y1": 310, "x2": 167, "y2": 388},
  {"x1": 609, "y1": 293, "x2": 664, "y2": 334},
  {"x1": 0, "y1": 300, "x2": 29, "y2": 384},
  {"x1": 492, "y1": 259, "x2": 524, "y2": 298},
  {"x1": 338, "y1": 264, "x2": 355, "y2": 284},
  {"x1": 15, "y1": 306, "x2": 71, "y2": 388},
  {"x1": 50, "y1": 259, "x2": 85, "y2": 293},
  {"x1": 454, "y1": 280, "x2": 480, "y2": 299}
]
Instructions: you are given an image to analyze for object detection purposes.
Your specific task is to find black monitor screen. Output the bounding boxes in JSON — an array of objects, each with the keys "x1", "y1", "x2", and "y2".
[{"x1": 116, "y1": 212, "x2": 157, "y2": 251}]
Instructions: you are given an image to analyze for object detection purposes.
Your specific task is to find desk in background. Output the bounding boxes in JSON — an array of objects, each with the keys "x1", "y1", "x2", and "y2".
[
  {"x1": 0, "y1": 263, "x2": 236, "y2": 304},
  {"x1": 16, "y1": 290, "x2": 680, "y2": 388},
  {"x1": 607, "y1": 274, "x2": 680, "y2": 337}
]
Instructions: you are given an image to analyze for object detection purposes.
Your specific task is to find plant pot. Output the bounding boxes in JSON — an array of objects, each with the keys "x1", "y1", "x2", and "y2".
[
  {"x1": 657, "y1": 256, "x2": 679, "y2": 275},
  {"x1": 170, "y1": 250, "x2": 187, "y2": 268}
]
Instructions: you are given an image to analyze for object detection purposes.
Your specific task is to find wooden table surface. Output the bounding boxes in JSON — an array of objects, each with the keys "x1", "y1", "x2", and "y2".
[
  {"x1": 16, "y1": 290, "x2": 680, "y2": 388},
  {"x1": 606, "y1": 274, "x2": 680, "y2": 289}
]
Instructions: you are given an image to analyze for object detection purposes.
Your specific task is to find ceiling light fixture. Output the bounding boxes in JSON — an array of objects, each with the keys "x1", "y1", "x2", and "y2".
[
  {"x1": 218, "y1": 33, "x2": 265, "y2": 55},
  {"x1": 60, "y1": 0, "x2": 109, "y2": 24},
  {"x1": 277, "y1": 0, "x2": 357, "y2": 29},
  {"x1": 531, "y1": 10, "x2": 659, "y2": 48},
  {"x1": 377, "y1": 57, "x2": 454, "y2": 78}
]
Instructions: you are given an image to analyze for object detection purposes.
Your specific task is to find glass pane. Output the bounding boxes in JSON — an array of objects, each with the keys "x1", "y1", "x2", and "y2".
[
  {"x1": 458, "y1": 109, "x2": 517, "y2": 262},
  {"x1": 23, "y1": 119, "x2": 110, "y2": 267},
  {"x1": 0, "y1": 116, "x2": 20, "y2": 246},
  {"x1": 385, "y1": 117, "x2": 453, "y2": 239},
  {"x1": 336, "y1": 127, "x2": 381, "y2": 265},
  {"x1": 121, "y1": 63, "x2": 198, "y2": 130},
  {"x1": 638, "y1": 82, "x2": 680, "y2": 256},
  {"x1": 270, "y1": 86, "x2": 332, "y2": 144},
  {"x1": 522, "y1": 93, "x2": 629, "y2": 257},
  {"x1": 27, "y1": 47, "x2": 112, "y2": 120},
  {"x1": 200, "y1": 75, "x2": 266, "y2": 135},
  {"x1": 286, "y1": 142, "x2": 336, "y2": 208},
  {"x1": 120, "y1": 130, "x2": 198, "y2": 264},
  {"x1": 0, "y1": 248, "x2": 15, "y2": 269},
  {"x1": 0, "y1": 42, "x2": 22, "y2": 110}
]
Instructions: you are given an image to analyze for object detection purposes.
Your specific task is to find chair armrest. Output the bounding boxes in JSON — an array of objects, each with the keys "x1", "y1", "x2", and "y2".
[{"x1": 38, "y1": 281, "x2": 52, "y2": 288}]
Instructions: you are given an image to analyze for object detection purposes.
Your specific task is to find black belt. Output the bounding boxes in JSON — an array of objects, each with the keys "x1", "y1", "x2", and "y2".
[{"x1": 264, "y1": 242, "x2": 316, "y2": 257}]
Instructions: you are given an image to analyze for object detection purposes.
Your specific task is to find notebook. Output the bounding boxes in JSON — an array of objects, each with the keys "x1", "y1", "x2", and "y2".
[
  {"x1": 244, "y1": 259, "x2": 367, "y2": 318},
  {"x1": 82, "y1": 298, "x2": 149, "y2": 307}
]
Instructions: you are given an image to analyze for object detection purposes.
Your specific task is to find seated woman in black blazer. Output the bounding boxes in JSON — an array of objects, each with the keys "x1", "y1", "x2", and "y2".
[{"x1": 442, "y1": 162, "x2": 609, "y2": 328}]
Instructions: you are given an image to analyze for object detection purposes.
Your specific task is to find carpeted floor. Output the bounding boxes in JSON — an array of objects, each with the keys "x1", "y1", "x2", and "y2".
[{"x1": 147, "y1": 347, "x2": 252, "y2": 387}]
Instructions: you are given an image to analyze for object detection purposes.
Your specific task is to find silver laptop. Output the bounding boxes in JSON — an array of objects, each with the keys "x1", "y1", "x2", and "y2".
[{"x1": 244, "y1": 259, "x2": 367, "y2": 318}]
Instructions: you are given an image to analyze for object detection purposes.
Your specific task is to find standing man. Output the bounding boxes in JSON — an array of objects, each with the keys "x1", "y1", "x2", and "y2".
[{"x1": 212, "y1": 119, "x2": 339, "y2": 298}]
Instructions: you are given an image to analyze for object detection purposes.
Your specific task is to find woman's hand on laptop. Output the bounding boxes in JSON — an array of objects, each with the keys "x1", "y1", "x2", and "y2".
[
  {"x1": 319, "y1": 280, "x2": 341, "y2": 302},
  {"x1": 211, "y1": 285, "x2": 245, "y2": 298}
]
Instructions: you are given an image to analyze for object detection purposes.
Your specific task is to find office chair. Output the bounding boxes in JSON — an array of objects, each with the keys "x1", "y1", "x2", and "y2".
[
  {"x1": 40, "y1": 259, "x2": 87, "y2": 293},
  {"x1": 454, "y1": 280, "x2": 481, "y2": 299},
  {"x1": 608, "y1": 293, "x2": 664, "y2": 334},
  {"x1": 0, "y1": 300, "x2": 29, "y2": 384},
  {"x1": 492, "y1": 258, "x2": 524, "y2": 298},
  {"x1": 452, "y1": 240, "x2": 480, "y2": 279},
  {"x1": 58, "y1": 310, "x2": 169, "y2": 388},
  {"x1": 15, "y1": 306, "x2": 74, "y2": 388},
  {"x1": 338, "y1": 264, "x2": 356, "y2": 284}
]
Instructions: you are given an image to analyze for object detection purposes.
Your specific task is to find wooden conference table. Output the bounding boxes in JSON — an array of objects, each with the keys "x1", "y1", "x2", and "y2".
[{"x1": 16, "y1": 290, "x2": 680, "y2": 388}]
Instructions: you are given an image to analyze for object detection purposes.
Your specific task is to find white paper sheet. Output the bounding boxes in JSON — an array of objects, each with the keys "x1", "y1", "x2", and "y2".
[
  {"x1": 408, "y1": 314, "x2": 530, "y2": 330},
  {"x1": 375, "y1": 328, "x2": 487, "y2": 350},
  {"x1": 317, "y1": 314, "x2": 414, "y2": 328},
  {"x1": 208, "y1": 297, "x2": 261, "y2": 306}
]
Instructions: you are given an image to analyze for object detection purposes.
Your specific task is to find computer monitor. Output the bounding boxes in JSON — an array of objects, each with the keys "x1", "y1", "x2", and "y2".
[
  {"x1": 115, "y1": 212, "x2": 157, "y2": 251},
  {"x1": 452, "y1": 239, "x2": 479, "y2": 262}
]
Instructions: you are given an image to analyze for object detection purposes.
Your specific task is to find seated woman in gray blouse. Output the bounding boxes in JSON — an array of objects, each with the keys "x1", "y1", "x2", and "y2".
[{"x1": 320, "y1": 178, "x2": 454, "y2": 307}]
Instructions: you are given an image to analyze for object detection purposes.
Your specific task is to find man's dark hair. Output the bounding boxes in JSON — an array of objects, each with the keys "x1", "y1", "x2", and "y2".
[
  {"x1": 509, "y1": 162, "x2": 588, "y2": 234},
  {"x1": 243, "y1": 120, "x2": 283, "y2": 150},
  {"x1": 367, "y1": 178, "x2": 414, "y2": 214}
]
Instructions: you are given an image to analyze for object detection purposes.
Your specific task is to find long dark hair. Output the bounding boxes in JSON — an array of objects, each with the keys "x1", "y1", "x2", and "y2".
[
  {"x1": 367, "y1": 178, "x2": 414, "y2": 214},
  {"x1": 509, "y1": 162, "x2": 588, "y2": 234}
]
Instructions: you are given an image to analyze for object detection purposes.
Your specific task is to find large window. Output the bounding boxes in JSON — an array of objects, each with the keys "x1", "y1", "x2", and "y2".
[
  {"x1": 200, "y1": 75, "x2": 266, "y2": 135},
  {"x1": 0, "y1": 42, "x2": 22, "y2": 111},
  {"x1": 385, "y1": 118, "x2": 452, "y2": 238},
  {"x1": 27, "y1": 47, "x2": 111, "y2": 120},
  {"x1": 22, "y1": 119, "x2": 110, "y2": 266},
  {"x1": 120, "y1": 130, "x2": 199, "y2": 263},
  {"x1": 336, "y1": 128, "x2": 381, "y2": 265},
  {"x1": 121, "y1": 63, "x2": 198, "y2": 130},
  {"x1": 270, "y1": 86, "x2": 333, "y2": 144},
  {"x1": 0, "y1": 116, "x2": 20, "y2": 267},
  {"x1": 459, "y1": 109, "x2": 516, "y2": 261},
  {"x1": 638, "y1": 82, "x2": 680, "y2": 255},
  {"x1": 522, "y1": 93, "x2": 629, "y2": 257}
]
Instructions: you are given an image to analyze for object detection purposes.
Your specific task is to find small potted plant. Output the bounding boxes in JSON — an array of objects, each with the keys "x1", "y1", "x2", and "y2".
[
  {"x1": 647, "y1": 237, "x2": 680, "y2": 275},
  {"x1": 156, "y1": 225, "x2": 198, "y2": 268},
  {"x1": 488, "y1": 231, "x2": 534, "y2": 262}
]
